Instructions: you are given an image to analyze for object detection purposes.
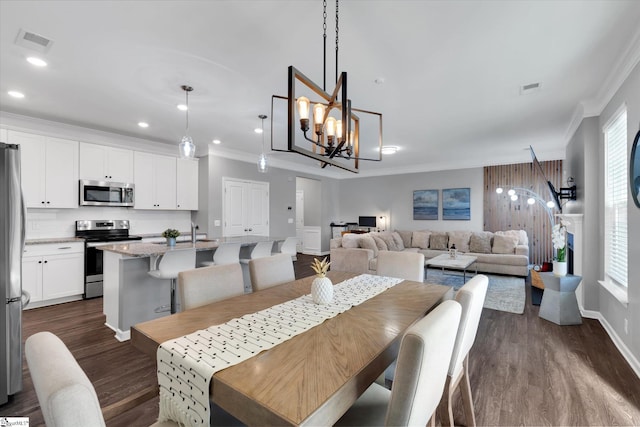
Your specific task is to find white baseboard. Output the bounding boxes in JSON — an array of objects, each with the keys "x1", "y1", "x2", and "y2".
[
  {"x1": 585, "y1": 312, "x2": 640, "y2": 379},
  {"x1": 104, "y1": 322, "x2": 131, "y2": 342}
]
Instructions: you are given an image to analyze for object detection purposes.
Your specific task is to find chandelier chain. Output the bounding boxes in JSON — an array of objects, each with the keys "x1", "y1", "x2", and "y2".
[
  {"x1": 322, "y1": 0, "x2": 327, "y2": 91},
  {"x1": 335, "y1": 0, "x2": 339, "y2": 84}
]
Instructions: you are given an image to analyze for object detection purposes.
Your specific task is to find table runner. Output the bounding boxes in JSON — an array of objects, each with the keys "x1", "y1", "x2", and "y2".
[{"x1": 156, "y1": 274, "x2": 403, "y2": 427}]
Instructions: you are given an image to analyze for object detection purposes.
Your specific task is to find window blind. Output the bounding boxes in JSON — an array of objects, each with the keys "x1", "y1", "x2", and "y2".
[{"x1": 604, "y1": 108, "x2": 628, "y2": 287}]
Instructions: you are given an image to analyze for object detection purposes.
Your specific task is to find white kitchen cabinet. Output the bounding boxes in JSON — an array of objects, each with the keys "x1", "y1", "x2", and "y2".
[
  {"x1": 0, "y1": 128, "x2": 7, "y2": 141},
  {"x1": 223, "y1": 178, "x2": 269, "y2": 236},
  {"x1": 176, "y1": 158, "x2": 199, "y2": 210},
  {"x1": 134, "y1": 151, "x2": 176, "y2": 210},
  {"x1": 10, "y1": 131, "x2": 78, "y2": 208},
  {"x1": 22, "y1": 242, "x2": 84, "y2": 309},
  {"x1": 79, "y1": 142, "x2": 134, "y2": 183}
]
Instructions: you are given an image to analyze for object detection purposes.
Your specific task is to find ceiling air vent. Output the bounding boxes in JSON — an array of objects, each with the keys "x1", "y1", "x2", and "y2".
[
  {"x1": 520, "y1": 82, "x2": 542, "y2": 95},
  {"x1": 15, "y1": 29, "x2": 53, "y2": 53}
]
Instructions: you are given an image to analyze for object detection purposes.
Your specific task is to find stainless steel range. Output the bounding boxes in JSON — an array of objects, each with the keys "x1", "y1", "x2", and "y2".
[{"x1": 76, "y1": 220, "x2": 142, "y2": 298}]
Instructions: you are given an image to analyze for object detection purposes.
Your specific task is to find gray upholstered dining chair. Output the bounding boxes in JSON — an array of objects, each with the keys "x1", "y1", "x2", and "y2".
[
  {"x1": 376, "y1": 250, "x2": 425, "y2": 282},
  {"x1": 437, "y1": 274, "x2": 488, "y2": 427},
  {"x1": 178, "y1": 263, "x2": 244, "y2": 311},
  {"x1": 201, "y1": 242, "x2": 241, "y2": 267},
  {"x1": 25, "y1": 331, "x2": 243, "y2": 427},
  {"x1": 335, "y1": 299, "x2": 462, "y2": 427},
  {"x1": 147, "y1": 248, "x2": 196, "y2": 314},
  {"x1": 25, "y1": 331, "x2": 178, "y2": 427},
  {"x1": 248, "y1": 253, "x2": 295, "y2": 292}
]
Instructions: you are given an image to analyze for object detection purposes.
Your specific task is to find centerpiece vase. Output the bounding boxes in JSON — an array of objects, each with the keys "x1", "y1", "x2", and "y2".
[
  {"x1": 553, "y1": 261, "x2": 567, "y2": 277},
  {"x1": 166, "y1": 237, "x2": 176, "y2": 246},
  {"x1": 311, "y1": 276, "x2": 333, "y2": 304}
]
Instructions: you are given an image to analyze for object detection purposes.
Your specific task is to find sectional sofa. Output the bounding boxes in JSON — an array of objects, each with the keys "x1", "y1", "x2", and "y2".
[{"x1": 330, "y1": 229, "x2": 529, "y2": 277}]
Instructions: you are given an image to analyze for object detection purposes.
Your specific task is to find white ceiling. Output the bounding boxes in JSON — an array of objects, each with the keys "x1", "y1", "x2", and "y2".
[{"x1": 1, "y1": 0, "x2": 639, "y2": 178}]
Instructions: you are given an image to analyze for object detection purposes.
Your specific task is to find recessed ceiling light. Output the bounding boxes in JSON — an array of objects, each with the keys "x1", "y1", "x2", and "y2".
[
  {"x1": 380, "y1": 146, "x2": 398, "y2": 155},
  {"x1": 26, "y1": 57, "x2": 47, "y2": 67},
  {"x1": 8, "y1": 91, "x2": 25, "y2": 98},
  {"x1": 138, "y1": 122, "x2": 149, "y2": 128},
  {"x1": 177, "y1": 104, "x2": 188, "y2": 111},
  {"x1": 212, "y1": 139, "x2": 221, "y2": 145},
  {"x1": 254, "y1": 128, "x2": 263, "y2": 134}
]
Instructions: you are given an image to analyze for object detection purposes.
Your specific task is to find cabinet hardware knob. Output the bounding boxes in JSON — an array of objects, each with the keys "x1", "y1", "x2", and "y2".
[
  {"x1": 38, "y1": 261, "x2": 42, "y2": 264},
  {"x1": 46, "y1": 201, "x2": 50, "y2": 204},
  {"x1": 41, "y1": 201, "x2": 45, "y2": 204},
  {"x1": 44, "y1": 260, "x2": 48, "y2": 263}
]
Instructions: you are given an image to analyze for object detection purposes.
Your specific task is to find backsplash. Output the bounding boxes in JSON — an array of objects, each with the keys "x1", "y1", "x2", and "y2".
[{"x1": 26, "y1": 207, "x2": 193, "y2": 239}]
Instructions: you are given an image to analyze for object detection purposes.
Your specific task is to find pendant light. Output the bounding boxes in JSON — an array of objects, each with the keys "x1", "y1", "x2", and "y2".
[
  {"x1": 257, "y1": 114, "x2": 268, "y2": 173},
  {"x1": 178, "y1": 85, "x2": 196, "y2": 159}
]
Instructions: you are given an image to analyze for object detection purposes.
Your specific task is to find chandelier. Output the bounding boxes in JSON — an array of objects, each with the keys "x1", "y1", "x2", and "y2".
[
  {"x1": 178, "y1": 85, "x2": 196, "y2": 159},
  {"x1": 271, "y1": 0, "x2": 383, "y2": 173}
]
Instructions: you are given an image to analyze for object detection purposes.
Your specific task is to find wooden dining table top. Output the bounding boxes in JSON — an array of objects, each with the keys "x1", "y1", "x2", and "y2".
[{"x1": 130, "y1": 271, "x2": 451, "y2": 426}]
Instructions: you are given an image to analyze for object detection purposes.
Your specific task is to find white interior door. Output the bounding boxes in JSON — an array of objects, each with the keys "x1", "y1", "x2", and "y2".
[
  {"x1": 247, "y1": 182, "x2": 269, "y2": 235},
  {"x1": 296, "y1": 190, "x2": 304, "y2": 252},
  {"x1": 223, "y1": 179, "x2": 247, "y2": 236},
  {"x1": 223, "y1": 178, "x2": 269, "y2": 237}
]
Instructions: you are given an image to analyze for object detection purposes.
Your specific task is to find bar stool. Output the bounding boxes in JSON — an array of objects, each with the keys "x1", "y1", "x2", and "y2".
[
  {"x1": 201, "y1": 242, "x2": 241, "y2": 267},
  {"x1": 278, "y1": 237, "x2": 298, "y2": 261},
  {"x1": 239, "y1": 241, "x2": 274, "y2": 293},
  {"x1": 148, "y1": 248, "x2": 196, "y2": 314}
]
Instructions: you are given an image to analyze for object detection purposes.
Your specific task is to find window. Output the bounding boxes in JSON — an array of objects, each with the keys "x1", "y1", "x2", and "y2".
[{"x1": 604, "y1": 107, "x2": 628, "y2": 288}]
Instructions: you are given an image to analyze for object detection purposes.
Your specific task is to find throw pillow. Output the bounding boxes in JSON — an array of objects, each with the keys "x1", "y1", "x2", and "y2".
[
  {"x1": 395, "y1": 230, "x2": 413, "y2": 248},
  {"x1": 469, "y1": 232, "x2": 493, "y2": 254},
  {"x1": 429, "y1": 232, "x2": 449, "y2": 250},
  {"x1": 391, "y1": 232, "x2": 405, "y2": 250},
  {"x1": 411, "y1": 231, "x2": 431, "y2": 249},
  {"x1": 492, "y1": 234, "x2": 519, "y2": 254},
  {"x1": 495, "y1": 230, "x2": 527, "y2": 246},
  {"x1": 378, "y1": 232, "x2": 400, "y2": 251},
  {"x1": 330, "y1": 237, "x2": 342, "y2": 249},
  {"x1": 342, "y1": 233, "x2": 361, "y2": 249},
  {"x1": 371, "y1": 235, "x2": 388, "y2": 251},
  {"x1": 359, "y1": 235, "x2": 379, "y2": 257},
  {"x1": 447, "y1": 231, "x2": 472, "y2": 253}
]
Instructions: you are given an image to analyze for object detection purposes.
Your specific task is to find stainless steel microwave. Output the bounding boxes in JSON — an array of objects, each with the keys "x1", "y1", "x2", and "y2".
[{"x1": 79, "y1": 180, "x2": 135, "y2": 207}]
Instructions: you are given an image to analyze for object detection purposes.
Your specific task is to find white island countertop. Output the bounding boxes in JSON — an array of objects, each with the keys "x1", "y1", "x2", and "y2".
[{"x1": 98, "y1": 235, "x2": 283, "y2": 257}]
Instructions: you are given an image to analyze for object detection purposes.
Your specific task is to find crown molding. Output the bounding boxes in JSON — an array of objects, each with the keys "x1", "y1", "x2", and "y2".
[
  {"x1": 0, "y1": 110, "x2": 177, "y2": 156},
  {"x1": 582, "y1": 24, "x2": 640, "y2": 117}
]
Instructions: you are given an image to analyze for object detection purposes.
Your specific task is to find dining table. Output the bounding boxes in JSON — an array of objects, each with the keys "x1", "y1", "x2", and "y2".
[{"x1": 131, "y1": 270, "x2": 452, "y2": 426}]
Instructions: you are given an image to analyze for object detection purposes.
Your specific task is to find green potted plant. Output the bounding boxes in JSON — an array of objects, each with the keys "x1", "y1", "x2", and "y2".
[{"x1": 162, "y1": 228, "x2": 180, "y2": 246}]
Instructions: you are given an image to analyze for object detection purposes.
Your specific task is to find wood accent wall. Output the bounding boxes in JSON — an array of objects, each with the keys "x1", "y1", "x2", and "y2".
[{"x1": 484, "y1": 160, "x2": 563, "y2": 266}]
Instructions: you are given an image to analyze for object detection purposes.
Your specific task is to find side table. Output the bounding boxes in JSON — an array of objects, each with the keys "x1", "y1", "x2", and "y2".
[{"x1": 538, "y1": 272, "x2": 582, "y2": 325}]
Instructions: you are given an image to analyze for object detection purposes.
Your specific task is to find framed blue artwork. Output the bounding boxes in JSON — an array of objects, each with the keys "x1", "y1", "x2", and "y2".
[
  {"x1": 413, "y1": 189, "x2": 438, "y2": 220},
  {"x1": 442, "y1": 188, "x2": 470, "y2": 220}
]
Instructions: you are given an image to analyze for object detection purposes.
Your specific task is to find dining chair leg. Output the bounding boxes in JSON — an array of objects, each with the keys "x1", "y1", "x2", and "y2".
[
  {"x1": 459, "y1": 356, "x2": 477, "y2": 427},
  {"x1": 437, "y1": 375, "x2": 455, "y2": 427}
]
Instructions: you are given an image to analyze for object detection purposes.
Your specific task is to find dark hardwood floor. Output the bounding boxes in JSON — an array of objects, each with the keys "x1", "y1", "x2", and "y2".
[{"x1": 2, "y1": 253, "x2": 639, "y2": 426}]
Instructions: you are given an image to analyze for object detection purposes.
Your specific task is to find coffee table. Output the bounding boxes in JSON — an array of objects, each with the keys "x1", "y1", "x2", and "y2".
[{"x1": 425, "y1": 254, "x2": 478, "y2": 283}]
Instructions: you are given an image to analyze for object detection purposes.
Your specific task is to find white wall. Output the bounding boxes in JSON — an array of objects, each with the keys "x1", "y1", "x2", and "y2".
[
  {"x1": 336, "y1": 167, "x2": 484, "y2": 232},
  {"x1": 566, "y1": 61, "x2": 640, "y2": 372}
]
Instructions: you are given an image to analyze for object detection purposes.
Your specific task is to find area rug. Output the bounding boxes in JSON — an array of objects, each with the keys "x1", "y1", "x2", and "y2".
[{"x1": 424, "y1": 268, "x2": 525, "y2": 314}]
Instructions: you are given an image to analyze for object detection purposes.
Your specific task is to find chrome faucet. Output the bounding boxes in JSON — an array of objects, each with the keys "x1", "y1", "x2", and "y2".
[{"x1": 191, "y1": 222, "x2": 197, "y2": 243}]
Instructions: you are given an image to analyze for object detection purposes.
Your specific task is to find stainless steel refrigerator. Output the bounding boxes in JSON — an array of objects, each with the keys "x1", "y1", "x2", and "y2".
[{"x1": 1, "y1": 142, "x2": 28, "y2": 405}]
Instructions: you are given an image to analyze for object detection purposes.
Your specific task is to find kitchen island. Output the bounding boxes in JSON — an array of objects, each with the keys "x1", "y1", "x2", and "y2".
[{"x1": 99, "y1": 236, "x2": 283, "y2": 341}]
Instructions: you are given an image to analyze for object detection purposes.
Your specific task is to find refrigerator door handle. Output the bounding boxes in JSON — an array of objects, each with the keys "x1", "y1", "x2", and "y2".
[
  {"x1": 21, "y1": 188, "x2": 26, "y2": 255},
  {"x1": 21, "y1": 290, "x2": 30, "y2": 308}
]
